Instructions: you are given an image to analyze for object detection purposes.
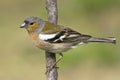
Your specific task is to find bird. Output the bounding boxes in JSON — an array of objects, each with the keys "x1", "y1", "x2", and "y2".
[{"x1": 20, "y1": 16, "x2": 116, "y2": 66}]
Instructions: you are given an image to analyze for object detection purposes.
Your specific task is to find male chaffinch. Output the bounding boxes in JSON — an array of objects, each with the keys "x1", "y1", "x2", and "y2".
[{"x1": 20, "y1": 16, "x2": 116, "y2": 65}]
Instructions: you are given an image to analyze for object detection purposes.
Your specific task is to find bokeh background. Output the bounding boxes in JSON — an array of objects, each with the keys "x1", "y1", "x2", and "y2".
[{"x1": 0, "y1": 0, "x2": 120, "y2": 80}]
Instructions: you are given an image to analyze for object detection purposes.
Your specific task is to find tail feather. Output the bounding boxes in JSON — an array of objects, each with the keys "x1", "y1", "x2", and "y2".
[{"x1": 87, "y1": 37, "x2": 116, "y2": 44}]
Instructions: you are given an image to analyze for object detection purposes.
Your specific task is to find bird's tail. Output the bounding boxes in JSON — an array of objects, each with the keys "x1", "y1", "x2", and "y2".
[{"x1": 87, "y1": 37, "x2": 116, "y2": 44}]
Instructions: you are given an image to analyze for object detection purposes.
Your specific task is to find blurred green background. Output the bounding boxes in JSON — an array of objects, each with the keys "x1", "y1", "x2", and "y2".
[{"x1": 0, "y1": 0, "x2": 119, "y2": 80}]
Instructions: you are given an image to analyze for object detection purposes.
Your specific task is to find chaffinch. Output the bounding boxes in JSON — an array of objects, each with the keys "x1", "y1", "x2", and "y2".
[{"x1": 20, "y1": 16, "x2": 116, "y2": 65}]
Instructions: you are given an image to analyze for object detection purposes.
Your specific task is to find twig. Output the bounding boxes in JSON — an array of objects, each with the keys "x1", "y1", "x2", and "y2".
[{"x1": 45, "y1": 0, "x2": 58, "y2": 80}]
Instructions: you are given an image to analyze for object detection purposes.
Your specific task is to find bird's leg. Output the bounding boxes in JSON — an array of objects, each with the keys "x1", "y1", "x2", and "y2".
[
  {"x1": 52, "y1": 53, "x2": 63, "y2": 68},
  {"x1": 45, "y1": 53, "x2": 63, "y2": 74}
]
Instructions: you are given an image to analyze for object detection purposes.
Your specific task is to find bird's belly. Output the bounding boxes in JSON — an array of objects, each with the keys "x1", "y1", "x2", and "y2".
[{"x1": 47, "y1": 43, "x2": 72, "y2": 53}]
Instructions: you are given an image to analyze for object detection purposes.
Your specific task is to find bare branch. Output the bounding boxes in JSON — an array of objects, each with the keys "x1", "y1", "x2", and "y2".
[
  {"x1": 45, "y1": 0, "x2": 58, "y2": 80},
  {"x1": 46, "y1": 0, "x2": 58, "y2": 23}
]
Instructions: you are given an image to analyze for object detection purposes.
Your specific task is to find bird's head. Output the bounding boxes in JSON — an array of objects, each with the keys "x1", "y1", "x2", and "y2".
[{"x1": 20, "y1": 16, "x2": 45, "y2": 33}]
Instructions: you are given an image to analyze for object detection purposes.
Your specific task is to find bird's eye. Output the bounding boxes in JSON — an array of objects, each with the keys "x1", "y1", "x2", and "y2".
[{"x1": 30, "y1": 22, "x2": 34, "y2": 25}]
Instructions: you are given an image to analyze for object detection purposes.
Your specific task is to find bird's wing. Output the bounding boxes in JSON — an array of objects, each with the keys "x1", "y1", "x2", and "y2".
[{"x1": 39, "y1": 25, "x2": 92, "y2": 45}]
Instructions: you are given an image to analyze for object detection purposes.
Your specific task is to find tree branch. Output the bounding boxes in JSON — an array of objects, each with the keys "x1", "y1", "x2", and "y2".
[
  {"x1": 46, "y1": 0, "x2": 58, "y2": 24},
  {"x1": 45, "y1": 0, "x2": 58, "y2": 80}
]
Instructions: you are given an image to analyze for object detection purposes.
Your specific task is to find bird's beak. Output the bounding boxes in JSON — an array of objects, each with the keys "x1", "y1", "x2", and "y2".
[{"x1": 20, "y1": 22, "x2": 27, "y2": 28}]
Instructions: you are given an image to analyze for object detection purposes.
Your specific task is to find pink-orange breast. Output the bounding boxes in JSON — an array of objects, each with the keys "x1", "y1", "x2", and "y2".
[{"x1": 28, "y1": 32, "x2": 51, "y2": 50}]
